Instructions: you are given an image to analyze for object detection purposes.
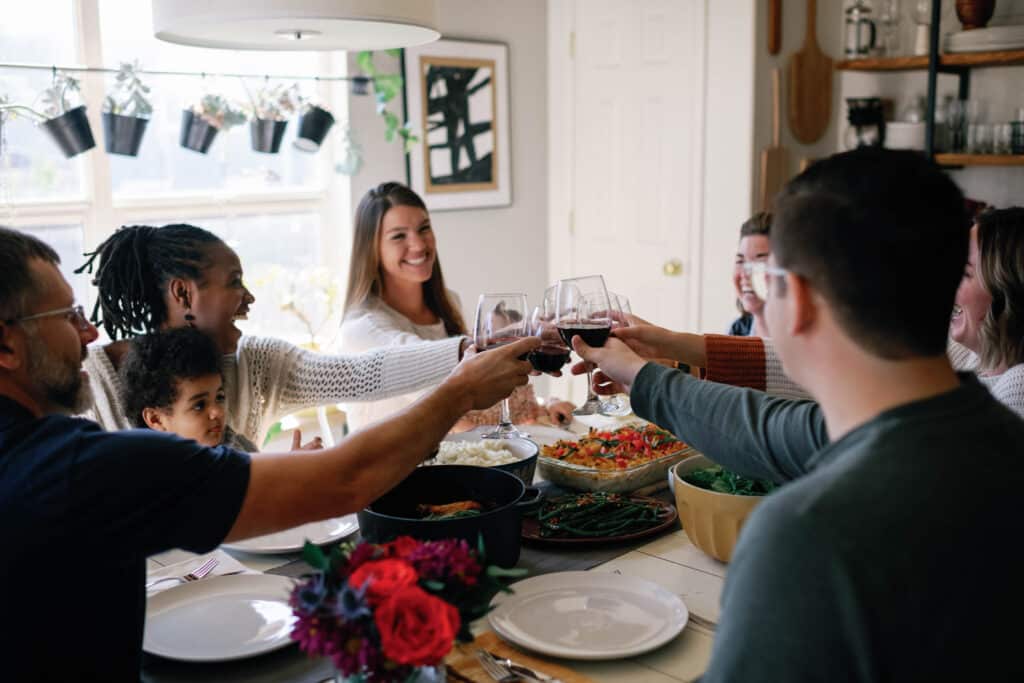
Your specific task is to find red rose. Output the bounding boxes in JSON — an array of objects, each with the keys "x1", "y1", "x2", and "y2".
[
  {"x1": 386, "y1": 536, "x2": 420, "y2": 560},
  {"x1": 374, "y1": 585, "x2": 461, "y2": 666},
  {"x1": 348, "y1": 559, "x2": 418, "y2": 605}
]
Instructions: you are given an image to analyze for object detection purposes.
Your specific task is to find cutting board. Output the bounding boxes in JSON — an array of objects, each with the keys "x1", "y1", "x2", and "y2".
[
  {"x1": 759, "y1": 67, "x2": 788, "y2": 211},
  {"x1": 787, "y1": 0, "x2": 832, "y2": 144},
  {"x1": 445, "y1": 631, "x2": 595, "y2": 683}
]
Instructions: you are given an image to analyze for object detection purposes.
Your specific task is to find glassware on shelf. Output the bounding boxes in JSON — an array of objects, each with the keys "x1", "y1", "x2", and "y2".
[
  {"x1": 994, "y1": 123, "x2": 1013, "y2": 155},
  {"x1": 877, "y1": 0, "x2": 902, "y2": 56},
  {"x1": 473, "y1": 292, "x2": 529, "y2": 439},
  {"x1": 967, "y1": 123, "x2": 993, "y2": 154},
  {"x1": 913, "y1": 0, "x2": 932, "y2": 56},
  {"x1": 947, "y1": 100, "x2": 967, "y2": 152},
  {"x1": 844, "y1": 1, "x2": 879, "y2": 58}
]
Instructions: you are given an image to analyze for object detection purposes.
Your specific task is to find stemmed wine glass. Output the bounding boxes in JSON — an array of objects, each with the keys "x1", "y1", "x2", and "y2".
[
  {"x1": 599, "y1": 293, "x2": 633, "y2": 416},
  {"x1": 473, "y1": 293, "x2": 529, "y2": 439},
  {"x1": 528, "y1": 301, "x2": 571, "y2": 374},
  {"x1": 554, "y1": 275, "x2": 612, "y2": 416}
]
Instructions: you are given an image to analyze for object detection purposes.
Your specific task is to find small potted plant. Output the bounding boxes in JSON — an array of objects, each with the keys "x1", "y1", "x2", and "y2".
[
  {"x1": 245, "y1": 82, "x2": 299, "y2": 154},
  {"x1": 291, "y1": 536, "x2": 524, "y2": 682},
  {"x1": 294, "y1": 99, "x2": 335, "y2": 153},
  {"x1": 102, "y1": 61, "x2": 153, "y2": 157},
  {"x1": 0, "y1": 73, "x2": 97, "y2": 158},
  {"x1": 180, "y1": 93, "x2": 247, "y2": 154}
]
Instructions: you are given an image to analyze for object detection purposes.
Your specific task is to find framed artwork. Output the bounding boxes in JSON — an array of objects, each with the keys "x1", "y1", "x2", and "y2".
[{"x1": 403, "y1": 39, "x2": 511, "y2": 210}]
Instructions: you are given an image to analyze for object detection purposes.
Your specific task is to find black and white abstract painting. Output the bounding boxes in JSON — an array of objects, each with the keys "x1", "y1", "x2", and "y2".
[{"x1": 404, "y1": 40, "x2": 511, "y2": 210}]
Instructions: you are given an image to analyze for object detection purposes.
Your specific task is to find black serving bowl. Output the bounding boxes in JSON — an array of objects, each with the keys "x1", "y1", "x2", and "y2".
[{"x1": 358, "y1": 465, "x2": 535, "y2": 567}]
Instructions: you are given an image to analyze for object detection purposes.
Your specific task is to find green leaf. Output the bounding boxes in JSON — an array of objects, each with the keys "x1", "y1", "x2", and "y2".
[
  {"x1": 382, "y1": 110, "x2": 399, "y2": 142},
  {"x1": 385, "y1": 48, "x2": 402, "y2": 58},
  {"x1": 262, "y1": 421, "x2": 283, "y2": 447},
  {"x1": 302, "y1": 541, "x2": 328, "y2": 571},
  {"x1": 373, "y1": 74, "x2": 403, "y2": 103},
  {"x1": 423, "y1": 579, "x2": 445, "y2": 591},
  {"x1": 486, "y1": 566, "x2": 529, "y2": 579},
  {"x1": 356, "y1": 50, "x2": 376, "y2": 77}
]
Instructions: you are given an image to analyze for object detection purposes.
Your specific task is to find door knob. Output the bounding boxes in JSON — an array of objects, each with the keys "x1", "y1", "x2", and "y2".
[{"x1": 663, "y1": 259, "x2": 683, "y2": 277}]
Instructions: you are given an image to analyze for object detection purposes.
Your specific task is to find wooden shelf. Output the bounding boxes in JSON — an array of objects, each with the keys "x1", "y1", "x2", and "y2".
[
  {"x1": 836, "y1": 49, "x2": 1024, "y2": 72},
  {"x1": 935, "y1": 154, "x2": 1024, "y2": 167}
]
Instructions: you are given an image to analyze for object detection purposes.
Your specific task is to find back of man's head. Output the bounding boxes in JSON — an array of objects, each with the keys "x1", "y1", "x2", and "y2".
[
  {"x1": 773, "y1": 149, "x2": 968, "y2": 359},
  {"x1": 0, "y1": 226, "x2": 60, "y2": 322}
]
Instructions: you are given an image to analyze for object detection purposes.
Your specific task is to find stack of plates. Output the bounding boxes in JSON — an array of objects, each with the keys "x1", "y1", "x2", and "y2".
[{"x1": 944, "y1": 25, "x2": 1024, "y2": 52}]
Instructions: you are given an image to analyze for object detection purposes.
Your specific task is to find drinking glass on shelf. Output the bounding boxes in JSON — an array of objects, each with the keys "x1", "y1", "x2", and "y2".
[
  {"x1": 947, "y1": 100, "x2": 967, "y2": 152},
  {"x1": 599, "y1": 293, "x2": 633, "y2": 417},
  {"x1": 554, "y1": 275, "x2": 612, "y2": 417},
  {"x1": 473, "y1": 293, "x2": 529, "y2": 439},
  {"x1": 995, "y1": 123, "x2": 1013, "y2": 155}
]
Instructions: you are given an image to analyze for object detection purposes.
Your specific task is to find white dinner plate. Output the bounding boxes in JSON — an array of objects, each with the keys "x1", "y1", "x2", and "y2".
[
  {"x1": 144, "y1": 574, "x2": 296, "y2": 661},
  {"x1": 518, "y1": 424, "x2": 577, "y2": 447},
  {"x1": 488, "y1": 571, "x2": 688, "y2": 660},
  {"x1": 222, "y1": 514, "x2": 359, "y2": 554}
]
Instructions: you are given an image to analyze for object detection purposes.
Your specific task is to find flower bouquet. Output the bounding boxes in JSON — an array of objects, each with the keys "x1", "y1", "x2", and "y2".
[{"x1": 291, "y1": 537, "x2": 525, "y2": 683}]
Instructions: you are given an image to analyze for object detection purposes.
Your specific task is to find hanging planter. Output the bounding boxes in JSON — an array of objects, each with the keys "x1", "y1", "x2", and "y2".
[
  {"x1": 250, "y1": 118, "x2": 288, "y2": 153},
  {"x1": 294, "y1": 104, "x2": 334, "y2": 152},
  {"x1": 102, "y1": 61, "x2": 153, "y2": 157},
  {"x1": 180, "y1": 94, "x2": 246, "y2": 154},
  {"x1": 1, "y1": 72, "x2": 98, "y2": 158}
]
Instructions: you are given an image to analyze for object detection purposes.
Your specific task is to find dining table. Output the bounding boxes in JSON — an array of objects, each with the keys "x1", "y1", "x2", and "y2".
[{"x1": 141, "y1": 415, "x2": 726, "y2": 683}]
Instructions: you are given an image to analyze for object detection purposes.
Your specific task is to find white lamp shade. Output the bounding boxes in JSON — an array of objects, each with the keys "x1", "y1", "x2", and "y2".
[{"x1": 152, "y1": 0, "x2": 439, "y2": 51}]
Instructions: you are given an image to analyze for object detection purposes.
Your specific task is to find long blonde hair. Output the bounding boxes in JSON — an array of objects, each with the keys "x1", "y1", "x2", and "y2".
[
  {"x1": 976, "y1": 207, "x2": 1024, "y2": 370},
  {"x1": 343, "y1": 182, "x2": 466, "y2": 336}
]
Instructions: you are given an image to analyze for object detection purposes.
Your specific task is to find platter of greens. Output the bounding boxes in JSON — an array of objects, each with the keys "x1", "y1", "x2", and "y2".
[
  {"x1": 521, "y1": 492, "x2": 677, "y2": 545},
  {"x1": 679, "y1": 464, "x2": 776, "y2": 496}
]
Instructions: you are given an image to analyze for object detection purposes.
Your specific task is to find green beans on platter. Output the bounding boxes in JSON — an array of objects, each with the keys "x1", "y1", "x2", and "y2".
[{"x1": 533, "y1": 492, "x2": 669, "y2": 538}]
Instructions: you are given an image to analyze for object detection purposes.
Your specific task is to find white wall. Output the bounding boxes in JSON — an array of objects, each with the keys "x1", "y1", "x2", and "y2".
[
  {"x1": 346, "y1": 0, "x2": 550, "y2": 313},
  {"x1": 751, "y1": 0, "x2": 1024, "y2": 211}
]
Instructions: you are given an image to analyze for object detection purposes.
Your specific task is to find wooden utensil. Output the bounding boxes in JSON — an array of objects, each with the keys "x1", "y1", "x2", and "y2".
[
  {"x1": 768, "y1": 0, "x2": 782, "y2": 55},
  {"x1": 760, "y1": 68, "x2": 789, "y2": 211},
  {"x1": 787, "y1": 0, "x2": 833, "y2": 144}
]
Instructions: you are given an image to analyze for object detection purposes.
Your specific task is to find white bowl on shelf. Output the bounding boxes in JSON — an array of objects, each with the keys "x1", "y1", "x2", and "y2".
[{"x1": 885, "y1": 122, "x2": 926, "y2": 151}]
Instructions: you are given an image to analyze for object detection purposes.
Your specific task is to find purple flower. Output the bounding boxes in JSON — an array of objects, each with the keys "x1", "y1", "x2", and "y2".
[
  {"x1": 336, "y1": 579, "x2": 372, "y2": 621},
  {"x1": 293, "y1": 573, "x2": 329, "y2": 613},
  {"x1": 406, "y1": 539, "x2": 482, "y2": 585}
]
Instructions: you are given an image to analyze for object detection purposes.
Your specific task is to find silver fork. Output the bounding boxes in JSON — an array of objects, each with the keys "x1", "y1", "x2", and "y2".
[
  {"x1": 146, "y1": 557, "x2": 219, "y2": 589},
  {"x1": 475, "y1": 649, "x2": 520, "y2": 683}
]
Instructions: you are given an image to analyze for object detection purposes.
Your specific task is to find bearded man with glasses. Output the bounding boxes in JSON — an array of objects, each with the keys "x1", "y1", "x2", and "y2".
[{"x1": 570, "y1": 148, "x2": 1024, "y2": 681}]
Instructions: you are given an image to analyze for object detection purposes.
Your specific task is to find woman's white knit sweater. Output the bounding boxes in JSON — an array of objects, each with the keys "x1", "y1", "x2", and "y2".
[{"x1": 81, "y1": 334, "x2": 463, "y2": 445}]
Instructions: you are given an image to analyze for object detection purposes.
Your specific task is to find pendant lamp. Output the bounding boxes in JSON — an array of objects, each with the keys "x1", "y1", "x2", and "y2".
[{"x1": 152, "y1": 0, "x2": 439, "y2": 51}]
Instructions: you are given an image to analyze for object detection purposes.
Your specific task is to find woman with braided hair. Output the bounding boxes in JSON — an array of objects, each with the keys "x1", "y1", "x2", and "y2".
[{"x1": 76, "y1": 223, "x2": 466, "y2": 448}]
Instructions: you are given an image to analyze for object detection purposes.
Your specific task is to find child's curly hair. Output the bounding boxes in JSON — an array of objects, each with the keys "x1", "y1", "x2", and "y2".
[{"x1": 119, "y1": 327, "x2": 224, "y2": 428}]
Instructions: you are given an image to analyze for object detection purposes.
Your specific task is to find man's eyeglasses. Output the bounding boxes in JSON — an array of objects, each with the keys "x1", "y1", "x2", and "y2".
[
  {"x1": 5, "y1": 304, "x2": 92, "y2": 331},
  {"x1": 741, "y1": 262, "x2": 789, "y2": 300}
]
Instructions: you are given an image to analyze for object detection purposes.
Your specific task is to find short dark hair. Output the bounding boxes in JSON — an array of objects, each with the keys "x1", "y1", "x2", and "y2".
[
  {"x1": 976, "y1": 207, "x2": 1024, "y2": 369},
  {"x1": 773, "y1": 149, "x2": 968, "y2": 359},
  {"x1": 119, "y1": 327, "x2": 224, "y2": 428},
  {"x1": 740, "y1": 212, "x2": 772, "y2": 239},
  {"x1": 0, "y1": 226, "x2": 61, "y2": 322},
  {"x1": 75, "y1": 224, "x2": 224, "y2": 340}
]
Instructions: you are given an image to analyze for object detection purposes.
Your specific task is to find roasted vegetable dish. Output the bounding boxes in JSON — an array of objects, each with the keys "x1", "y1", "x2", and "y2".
[
  {"x1": 540, "y1": 424, "x2": 685, "y2": 470},
  {"x1": 681, "y1": 464, "x2": 776, "y2": 496},
  {"x1": 416, "y1": 500, "x2": 483, "y2": 520},
  {"x1": 532, "y1": 492, "x2": 670, "y2": 538}
]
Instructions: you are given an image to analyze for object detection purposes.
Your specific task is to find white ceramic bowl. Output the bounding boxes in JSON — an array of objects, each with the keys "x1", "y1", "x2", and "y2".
[{"x1": 885, "y1": 121, "x2": 926, "y2": 151}]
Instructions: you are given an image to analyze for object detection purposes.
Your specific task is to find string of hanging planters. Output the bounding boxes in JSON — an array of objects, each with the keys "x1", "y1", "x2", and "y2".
[{"x1": 0, "y1": 54, "x2": 413, "y2": 162}]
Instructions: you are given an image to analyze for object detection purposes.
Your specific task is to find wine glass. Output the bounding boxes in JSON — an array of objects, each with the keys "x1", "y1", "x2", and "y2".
[
  {"x1": 599, "y1": 293, "x2": 633, "y2": 417},
  {"x1": 528, "y1": 302, "x2": 571, "y2": 374},
  {"x1": 473, "y1": 293, "x2": 529, "y2": 439},
  {"x1": 554, "y1": 275, "x2": 612, "y2": 416}
]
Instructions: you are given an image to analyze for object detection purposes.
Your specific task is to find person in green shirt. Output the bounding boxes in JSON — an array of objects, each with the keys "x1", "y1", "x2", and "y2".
[{"x1": 570, "y1": 148, "x2": 1024, "y2": 682}]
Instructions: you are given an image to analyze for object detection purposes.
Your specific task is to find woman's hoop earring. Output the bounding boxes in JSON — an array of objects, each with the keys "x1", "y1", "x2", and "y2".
[{"x1": 184, "y1": 312, "x2": 196, "y2": 327}]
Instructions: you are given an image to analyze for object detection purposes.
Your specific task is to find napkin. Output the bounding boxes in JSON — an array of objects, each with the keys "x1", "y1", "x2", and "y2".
[{"x1": 146, "y1": 549, "x2": 257, "y2": 596}]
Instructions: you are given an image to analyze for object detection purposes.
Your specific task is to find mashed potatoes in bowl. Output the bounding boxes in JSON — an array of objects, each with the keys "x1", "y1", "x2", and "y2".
[{"x1": 428, "y1": 434, "x2": 538, "y2": 485}]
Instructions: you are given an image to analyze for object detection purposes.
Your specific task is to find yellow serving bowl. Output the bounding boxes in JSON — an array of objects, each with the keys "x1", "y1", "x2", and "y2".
[{"x1": 670, "y1": 454, "x2": 768, "y2": 563}]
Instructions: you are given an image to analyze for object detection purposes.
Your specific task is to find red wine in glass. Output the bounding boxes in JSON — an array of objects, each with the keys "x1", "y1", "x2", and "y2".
[
  {"x1": 556, "y1": 322, "x2": 612, "y2": 348},
  {"x1": 486, "y1": 336, "x2": 529, "y2": 360},
  {"x1": 528, "y1": 345, "x2": 571, "y2": 372}
]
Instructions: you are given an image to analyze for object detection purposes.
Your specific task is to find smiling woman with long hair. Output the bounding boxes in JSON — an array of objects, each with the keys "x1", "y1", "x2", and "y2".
[{"x1": 338, "y1": 182, "x2": 573, "y2": 432}]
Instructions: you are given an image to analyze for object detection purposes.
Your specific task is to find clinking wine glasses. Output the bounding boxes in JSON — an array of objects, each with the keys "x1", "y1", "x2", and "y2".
[
  {"x1": 554, "y1": 275, "x2": 612, "y2": 416},
  {"x1": 599, "y1": 293, "x2": 633, "y2": 417},
  {"x1": 473, "y1": 293, "x2": 529, "y2": 439}
]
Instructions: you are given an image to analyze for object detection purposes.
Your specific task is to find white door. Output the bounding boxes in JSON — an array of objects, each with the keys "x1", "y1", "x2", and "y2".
[{"x1": 566, "y1": 0, "x2": 705, "y2": 330}]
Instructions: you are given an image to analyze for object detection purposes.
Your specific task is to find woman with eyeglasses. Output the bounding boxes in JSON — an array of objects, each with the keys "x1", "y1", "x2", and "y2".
[
  {"x1": 610, "y1": 207, "x2": 1024, "y2": 416},
  {"x1": 729, "y1": 212, "x2": 772, "y2": 337},
  {"x1": 75, "y1": 223, "x2": 468, "y2": 449}
]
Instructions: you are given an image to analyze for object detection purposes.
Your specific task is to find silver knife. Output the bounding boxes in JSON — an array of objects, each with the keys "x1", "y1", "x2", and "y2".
[{"x1": 487, "y1": 650, "x2": 564, "y2": 683}]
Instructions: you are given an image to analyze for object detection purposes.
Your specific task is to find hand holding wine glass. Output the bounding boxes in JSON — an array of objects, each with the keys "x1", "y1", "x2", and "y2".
[
  {"x1": 554, "y1": 275, "x2": 612, "y2": 416},
  {"x1": 599, "y1": 293, "x2": 633, "y2": 416},
  {"x1": 474, "y1": 293, "x2": 529, "y2": 438}
]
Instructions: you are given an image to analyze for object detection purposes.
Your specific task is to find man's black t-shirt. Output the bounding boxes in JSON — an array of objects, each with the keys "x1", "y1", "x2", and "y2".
[{"x1": 0, "y1": 396, "x2": 251, "y2": 681}]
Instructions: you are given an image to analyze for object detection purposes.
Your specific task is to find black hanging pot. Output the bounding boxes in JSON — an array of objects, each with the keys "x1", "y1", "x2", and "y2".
[
  {"x1": 358, "y1": 465, "x2": 539, "y2": 568},
  {"x1": 40, "y1": 106, "x2": 96, "y2": 158},
  {"x1": 293, "y1": 105, "x2": 334, "y2": 152},
  {"x1": 179, "y1": 109, "x2": 219, "y2": 154},
  {"x1": 250, "y1": 118, "x2": 288, "y2": 154},
  {"x1": 102, "y1": 112, "x2": 148, "y2": 156}
]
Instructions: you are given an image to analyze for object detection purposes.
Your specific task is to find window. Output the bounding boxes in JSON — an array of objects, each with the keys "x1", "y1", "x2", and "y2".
[{"x1": 2, "y1": 1, "x2": 351, "y2": 342}]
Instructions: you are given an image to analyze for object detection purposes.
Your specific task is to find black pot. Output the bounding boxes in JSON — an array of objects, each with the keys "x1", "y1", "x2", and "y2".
[
  {"x1": 40, "y1": 106, "x2": 96, "y2": 158},
  {"x1": 102, "y1": 112, "x2": 148, "y2": 156},
  {"x1": 358, "y1": 465, "x2": 536, "y2": 568},
  {"x1": 250, "y1": 118, "x2": 288, "y2": 153},
  {"x1": 179, "y1": 109, "x2": 219, "y2": 154},
  {"x1": 293, "y1": 106, "x2": 335, "y2": 152}
]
